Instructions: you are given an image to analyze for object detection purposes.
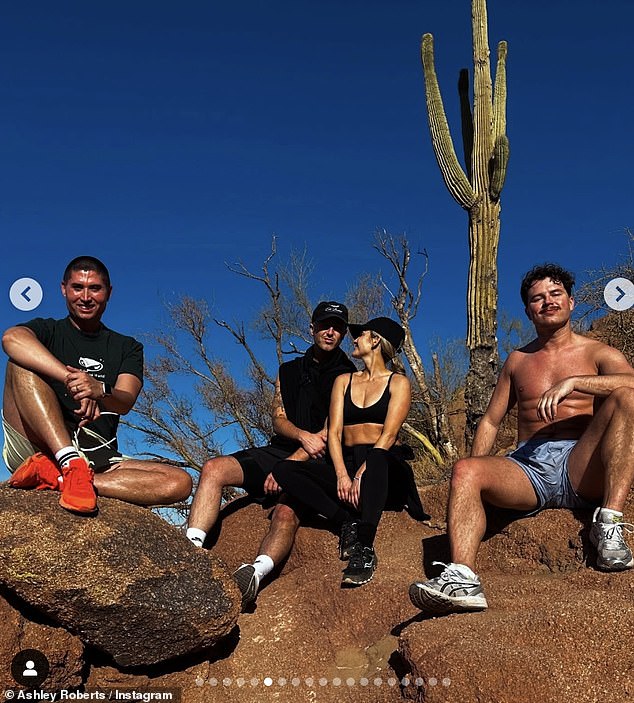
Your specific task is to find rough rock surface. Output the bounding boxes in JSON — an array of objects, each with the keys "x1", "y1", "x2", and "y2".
[
  {"x1": 398, "y1": 484, "x2": 634, "y2": 703},
  {"x1": 3, "y1": 482, "x2": 634, "y2": 702},
  {"x1": 0, "y1": 485, "x2": 239, "y2": 666},
  {"x1": 0, "y1": 591, "x2": 84, "y2": 692}
]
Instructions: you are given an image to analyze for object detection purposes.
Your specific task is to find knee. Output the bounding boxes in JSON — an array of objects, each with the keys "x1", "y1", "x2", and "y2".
[
  {"x1": 365, "y1": 448, "x2": 389, "y2": 475},
  {"x1": 450, "y1": 458, "x2": 481, "y2": 491},
  {"x1": 200, "y1": 456, "x2": 232, "y2": 486},
  {"x1": 271, "y1": 503, "x2": 300, "y2": 531},
  {"x1": 608, "y1": 386, "x2": 634, "y2": 413},
  {"x1": 165, "y1": 468, "x2": 192, "y2": 503}
]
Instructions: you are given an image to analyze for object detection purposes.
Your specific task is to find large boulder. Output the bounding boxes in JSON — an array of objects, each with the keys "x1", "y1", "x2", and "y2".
[{"x1": 0, "y1": 485, "x2": 239, "y2": 667}]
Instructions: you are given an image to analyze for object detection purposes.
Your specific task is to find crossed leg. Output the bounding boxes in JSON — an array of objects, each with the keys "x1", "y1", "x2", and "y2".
[{"x1": 4, "y1": 362, "x2": 191, "y2": 506}]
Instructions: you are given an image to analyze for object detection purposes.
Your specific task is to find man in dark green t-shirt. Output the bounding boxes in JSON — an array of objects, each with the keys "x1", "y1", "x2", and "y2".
[{"x1": 2, "y1": 255, "x2": 192, "y2": 514}]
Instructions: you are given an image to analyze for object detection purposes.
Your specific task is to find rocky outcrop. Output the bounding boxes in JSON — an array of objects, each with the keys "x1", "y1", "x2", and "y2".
[
  {"x1": 0, "y1": 485, "x2": 239, "y2": 666},
  {"x1": 2, "y1": 482, "x2": 634, "y2": 702},
  {"x1": 0, "y1": 592, "x2": 84, "y2": 692}
]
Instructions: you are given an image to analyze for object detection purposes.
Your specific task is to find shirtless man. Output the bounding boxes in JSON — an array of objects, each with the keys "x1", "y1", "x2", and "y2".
[{"x1": 409, "y1": 263, "x2": 634, "y2": 614}]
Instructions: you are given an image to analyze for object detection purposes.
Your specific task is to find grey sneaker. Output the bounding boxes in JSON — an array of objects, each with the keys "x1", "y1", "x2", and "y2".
[
  {"x1": 339, "y1": 520, "x2": 359, "y2": 560},
  {"x1": 233, "y1": 564, "x2": 260, "y2": 610},
  {"x1": 589, "y1": 507, "x2": 634, "y2": 571},
  {"x1": 409, "y1": 561, "x2": 488, "y2": 614}
]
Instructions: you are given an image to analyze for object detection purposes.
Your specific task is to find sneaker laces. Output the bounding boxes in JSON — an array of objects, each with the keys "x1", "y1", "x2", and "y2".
[
  {"x1": 601, "y1": 521, "x2": 634, "y2": 549},
  {"x1": 348, "y1": 543, "x2": 372, "y2": 568}
]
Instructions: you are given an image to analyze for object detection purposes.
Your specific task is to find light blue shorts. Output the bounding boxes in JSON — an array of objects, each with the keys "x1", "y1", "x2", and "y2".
[{"x1": 507, "y1": 439, "x2": 596, "y2": 513}]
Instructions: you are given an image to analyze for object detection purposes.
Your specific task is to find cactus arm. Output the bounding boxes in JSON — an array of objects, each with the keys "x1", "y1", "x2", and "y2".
[
  {"x1": 489, "y1": 134, "x2": 509, "y2": 200},
  {"x1": 492, "y1": 41, "x2": 508, "y2": 140},
  {"x1": 470, "y1": 0, "x2": 495, "y2": 193},
  {"x1": 458, "y1": 68, "x2": 474, "y2": 182},
  {"x1": 421, "y1": 33, "x2": 477, "y2": 209}
]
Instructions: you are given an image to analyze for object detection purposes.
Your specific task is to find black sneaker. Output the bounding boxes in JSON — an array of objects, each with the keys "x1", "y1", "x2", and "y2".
[
  {"x1": 339, "y1": 520, "x2": 359, "y2": 560},
  {"x1": 232, "y1": 564, "x2": 259, "y2": 611},
  {"x1": 341, "y1": 543, "x2": 377, "y2": 586}
]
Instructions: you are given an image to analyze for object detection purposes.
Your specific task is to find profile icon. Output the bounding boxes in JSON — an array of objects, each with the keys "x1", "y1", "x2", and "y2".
[
  {"x1": 23, "y1": 660, "x2": 38, "y2": 677},
  {"x1": 11, "y1": 649, "x2": 49, "y2": 687}
]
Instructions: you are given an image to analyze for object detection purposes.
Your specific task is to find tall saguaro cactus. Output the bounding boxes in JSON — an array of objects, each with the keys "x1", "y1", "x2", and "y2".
[{"x1": 421, "y1": 0, "x2": 509, "y2": 447}]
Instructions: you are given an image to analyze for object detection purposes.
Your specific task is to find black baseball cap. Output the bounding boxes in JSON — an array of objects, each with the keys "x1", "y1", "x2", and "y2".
[
  {"x1": 311, "y1": 301, "x2": 349, "y2": 325},
  {"x1": 348, "y1": 317, "x2": 406, "y2": 352}
]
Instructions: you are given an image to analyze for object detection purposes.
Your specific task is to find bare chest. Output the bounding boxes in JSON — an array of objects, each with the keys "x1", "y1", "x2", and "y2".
[{"x1": 513, "y1": 349, "x2": 598, "y2": 401}]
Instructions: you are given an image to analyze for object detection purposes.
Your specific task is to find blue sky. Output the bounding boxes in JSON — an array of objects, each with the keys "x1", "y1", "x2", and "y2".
[{"x1": 1, "y1": 1, "x2": 632, "y2": 473}]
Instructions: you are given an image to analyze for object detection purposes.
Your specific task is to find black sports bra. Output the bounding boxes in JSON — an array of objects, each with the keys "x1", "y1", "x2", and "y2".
[{"x1": 343, "y1": 373, "x2": 393, "y2": 426}]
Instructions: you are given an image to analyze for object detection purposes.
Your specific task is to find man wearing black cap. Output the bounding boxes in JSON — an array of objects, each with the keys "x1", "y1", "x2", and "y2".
[{"x1": 187, "y1": 301, "x2": 355, "y2": 607}]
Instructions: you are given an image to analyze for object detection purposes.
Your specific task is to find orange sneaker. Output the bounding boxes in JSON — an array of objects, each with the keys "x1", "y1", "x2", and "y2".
[
  {"x1": 9, "y1": 453, "x2": 62, "y2": 491},
  {"x1": 59, "y1": 458, "x2": 97, "y2": 514}
]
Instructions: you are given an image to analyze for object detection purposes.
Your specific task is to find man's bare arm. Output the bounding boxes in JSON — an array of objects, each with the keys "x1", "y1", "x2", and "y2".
[
  {"x1": 471, "y1": 358, "x2": 517, "y2": 457},
  {"x1": 538, "y1": 346, "x2": 634, "y2": 422},
  {"x1": 2, "y1": 326, "x2": 68, "y2": 381},
  {"x1": 271, "y1": 376, "x2": 327, "y2": 459}
]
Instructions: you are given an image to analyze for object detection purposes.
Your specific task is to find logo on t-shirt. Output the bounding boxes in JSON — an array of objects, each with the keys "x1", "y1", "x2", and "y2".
[{"x1": 79, "y1": 357, "x2": 104, "y2": 372}]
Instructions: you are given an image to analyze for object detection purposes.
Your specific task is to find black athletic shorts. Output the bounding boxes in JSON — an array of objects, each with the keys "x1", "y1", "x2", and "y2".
[{"x1": 232, "y1": 445, "x2": 295, "y2": 502}]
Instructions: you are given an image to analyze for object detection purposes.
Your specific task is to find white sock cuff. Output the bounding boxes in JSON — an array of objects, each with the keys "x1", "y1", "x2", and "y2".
[
  {"x1": 55, "y1": 446, "x2": 80, "y2": 468},
  {"x1": 599, "y1": 507, "x2": 624, "y2": 523},
  {"x1": 450, "y1": 562, "x2": 477, "y2": 579},
  {"x1": 253, "y1": 554, "x2": 275, "y2": 579},
  {"x1": 186, "y1": 528, "x2": 207, "y2": 547}
]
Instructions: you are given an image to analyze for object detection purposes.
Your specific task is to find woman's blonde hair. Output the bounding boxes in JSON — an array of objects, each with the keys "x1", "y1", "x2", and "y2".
[{"x1": 371, "y1": 332, "x2": 406, "y2": 375}]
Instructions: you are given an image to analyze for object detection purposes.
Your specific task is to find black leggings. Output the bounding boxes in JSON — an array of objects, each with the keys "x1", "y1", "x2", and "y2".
[{"x1": 273, "y1": 445, "x2": 400, "y2": 546}]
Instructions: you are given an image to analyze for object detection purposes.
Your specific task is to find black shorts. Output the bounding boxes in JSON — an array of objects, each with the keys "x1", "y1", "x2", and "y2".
[{"x1": 232, "y1": 445, "x2": 295, "y2": 501}]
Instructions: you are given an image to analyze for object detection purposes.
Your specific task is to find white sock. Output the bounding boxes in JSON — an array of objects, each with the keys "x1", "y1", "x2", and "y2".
[
  {"x1": 186, "y1": 527, "x2": 207, "y2": 547},
  {"x1": 55, "y1": 446, "x2": 81, "y2": 468},
  {"x1": 599, "y1": 507, "x2": 623, "y2": 524},
  {"x1": 450, "y1": 562, "x2": 478, "y2": 580},
  {"x1": 253, "y1": 554, "x2": 275, "y2": 580}
]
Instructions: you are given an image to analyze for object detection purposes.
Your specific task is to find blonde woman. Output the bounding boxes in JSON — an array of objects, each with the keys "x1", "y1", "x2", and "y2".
[{"x1": 273, "y1": 317, "x2": 428, "y2": 586}]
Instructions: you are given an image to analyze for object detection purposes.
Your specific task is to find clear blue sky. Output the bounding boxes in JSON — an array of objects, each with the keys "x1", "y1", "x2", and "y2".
[{"x1": 1, "y1": 1, "x2": 632, "y2": 474}]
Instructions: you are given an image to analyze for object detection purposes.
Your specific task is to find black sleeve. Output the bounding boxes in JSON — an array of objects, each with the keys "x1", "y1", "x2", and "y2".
[
  {"x1": 118, "y1": 337, "x2": 144, "y2": 383},
  {"x1": 18, "y1": 318, "x2": 56, "y2": 347}
]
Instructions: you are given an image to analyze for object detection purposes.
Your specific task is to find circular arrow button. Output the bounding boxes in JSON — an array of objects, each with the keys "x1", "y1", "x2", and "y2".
[
  {"x1": 9, "y1": 277, "x2": 43, "y2": 312},
  {"x1": 603, "y1": 277, "x2": 634, "y2": 311}
]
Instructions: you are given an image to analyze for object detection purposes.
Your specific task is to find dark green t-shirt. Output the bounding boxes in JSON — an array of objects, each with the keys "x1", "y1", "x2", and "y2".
[{"x1": 19, "y1": 317, "x2": 143, "y2": 440}]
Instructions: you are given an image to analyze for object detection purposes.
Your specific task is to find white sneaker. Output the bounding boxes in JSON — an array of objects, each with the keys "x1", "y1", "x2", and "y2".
[
  {"x1": 409, "y1": 561, "x2": 488, "y2": 614},
  {"x1": 589, "y1": 507, "x2": 634, "y2": 571}
]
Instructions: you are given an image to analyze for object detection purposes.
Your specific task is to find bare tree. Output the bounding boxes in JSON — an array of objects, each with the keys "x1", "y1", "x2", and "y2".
[
  {"x1": 575, "y1": 228, "x2": 634, "y2": 362},
  {"x1": 126, "y1": 233, "x2": 464, "y2": 511},
  {"x1": 374, "y1": 230, "x2": 459, "y2": 463}
]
